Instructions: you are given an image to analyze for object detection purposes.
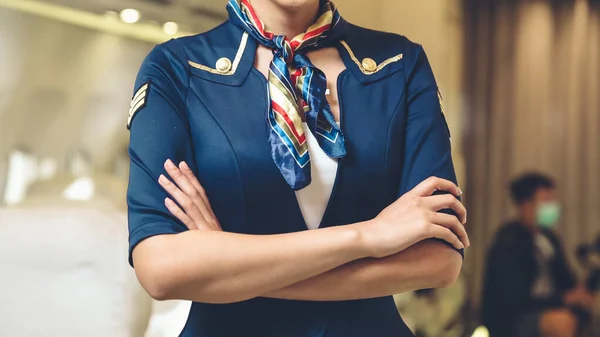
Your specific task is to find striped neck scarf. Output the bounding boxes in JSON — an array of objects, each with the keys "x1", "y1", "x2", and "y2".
[{"x1": 227, "y1": 0, "x2": 346, "y2": 190}]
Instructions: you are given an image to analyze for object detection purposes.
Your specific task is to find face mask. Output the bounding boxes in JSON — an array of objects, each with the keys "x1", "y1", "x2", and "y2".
[{"x1": 536, "y1": 202, "x2": 561, "y2": 229}]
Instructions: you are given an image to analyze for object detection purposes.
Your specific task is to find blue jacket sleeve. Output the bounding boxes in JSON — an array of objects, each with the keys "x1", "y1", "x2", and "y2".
[
  {"x1": 400, "y1": 43, "x2": 463, "y2": 257},
  {"x1": 126, "y1": 40, "x2": 194, "y2": 266}
]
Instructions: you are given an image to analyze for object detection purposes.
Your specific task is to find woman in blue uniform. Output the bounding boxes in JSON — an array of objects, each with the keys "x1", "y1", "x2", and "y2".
[{"x1": 127, "y1": 0, "x2": 469, "y2": 336}]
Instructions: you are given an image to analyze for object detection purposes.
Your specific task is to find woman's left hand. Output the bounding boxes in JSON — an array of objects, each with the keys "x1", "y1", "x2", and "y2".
[{"x1": 158, "y1": 159, "x2": 222, "y2": 231}]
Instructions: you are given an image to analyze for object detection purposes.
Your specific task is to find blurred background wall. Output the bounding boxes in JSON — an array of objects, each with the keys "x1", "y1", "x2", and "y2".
[
  {"x1": 0, "y1": 3, "x2": 154, "y2": 201},
  {"x1": 464, "y1": 0, "x2": 600, "y2": 306}
]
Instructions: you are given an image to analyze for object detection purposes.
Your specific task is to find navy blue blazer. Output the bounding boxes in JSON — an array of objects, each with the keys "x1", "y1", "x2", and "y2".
[{"x1": 127, "y1": 19, "x2": 459, "y2": 337}]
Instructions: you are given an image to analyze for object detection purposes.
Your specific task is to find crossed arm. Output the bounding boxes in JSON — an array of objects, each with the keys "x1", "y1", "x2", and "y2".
[
  {"x1": 132, "y1": 161, "x2": 466, "y2": 304},
  {"x1": 265, "y1": 239, "x2": 462, "y2": 301}
]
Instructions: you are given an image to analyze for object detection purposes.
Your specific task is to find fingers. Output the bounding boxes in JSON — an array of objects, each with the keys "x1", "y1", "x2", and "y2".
[
  {"x1": 178, "y1": 161, "x2": 219, "y2": 225},
  {"x1": 164, "y1": 159, "x2": 198, "y2": 199},
  {"x1": 411, "y1": 177, "x2": 462, "y2": 198},
  {"x1": 158, "y1": 173, "x2": 207, "y2": 228},
  {"x1": 164, "y1": 160, "x2": 216, "y2": 226},
  {"x1": 161, "y1": 159, "x2": 222, "y2": 231},
  {"x1": 429, "y1": 212, "x2": 470, "y2": 247},
  {"x1": 421, "y1": 194, "x2": 467, "y2": 224},
  {"x1": 164, "y1": 197, "x2": 197, "y2": 230},
  {"x1": 428, "y1": 225, "x2": 464, "y2": 250}
]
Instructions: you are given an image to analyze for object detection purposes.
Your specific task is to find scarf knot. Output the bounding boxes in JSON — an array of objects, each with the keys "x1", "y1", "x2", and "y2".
[{"x1": 274, "y1": 36, "x2": 295, "y2": 62}]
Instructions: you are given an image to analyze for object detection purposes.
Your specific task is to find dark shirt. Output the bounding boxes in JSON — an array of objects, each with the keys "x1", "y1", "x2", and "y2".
[
  {"x1": 481, "y1": 221, "x2": 576, "y2": 337},
  {"x1": 126, "y1": 19, "x2": 460, "y2": 337}
]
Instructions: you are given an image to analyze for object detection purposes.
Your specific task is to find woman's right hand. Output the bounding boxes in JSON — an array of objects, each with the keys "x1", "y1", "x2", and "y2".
[
  {"x1": 358, "y1": 177, "x2": 469, "y2": 258},
  {"x1": 159, "y1": 159, "x2": 222, "y2": 232}
]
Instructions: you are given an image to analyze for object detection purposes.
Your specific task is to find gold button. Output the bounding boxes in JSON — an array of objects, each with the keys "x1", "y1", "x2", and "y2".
[
  {"x1": 361, "y1": 58, "x2": 377, "y2": 72},
  {"x1": 215, "y1": 57, "x2": 232, "y2": 73}
]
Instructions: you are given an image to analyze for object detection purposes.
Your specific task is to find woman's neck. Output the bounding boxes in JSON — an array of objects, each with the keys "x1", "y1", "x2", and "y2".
[{"x1": 250, "y1": 0, "x2": 320, "y2": 38}]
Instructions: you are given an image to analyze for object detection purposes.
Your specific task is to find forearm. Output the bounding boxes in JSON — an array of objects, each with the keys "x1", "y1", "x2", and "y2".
[
  {"x1": 264, "y1": 239, "x2": 462, "y2": 301},
  {"x1": 133, "y1": 222, "x2": 369, "y2": 303}
]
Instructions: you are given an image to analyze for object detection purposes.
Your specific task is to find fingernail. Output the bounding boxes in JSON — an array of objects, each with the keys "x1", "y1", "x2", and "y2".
[
  {"x1": 457, "y1": 188, "x2": 463, "y2": 196},
  {"x1": 180, "y1": 161, "x2": 189, "y2": 170},
  {"x1": 165, "y1": 159, "x2": 176, "y2": 169},
  {"x1": 164, "y1": 198, "x2": 172, "y2": 206},
  {"x1": 158, "y1": 174, "x2": 168, "y2": 184}
]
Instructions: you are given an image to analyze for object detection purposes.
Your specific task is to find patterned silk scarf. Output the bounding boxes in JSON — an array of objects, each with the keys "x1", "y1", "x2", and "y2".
[{"x1": 227, "y1": 0, "x2": 346, "y2": 190}]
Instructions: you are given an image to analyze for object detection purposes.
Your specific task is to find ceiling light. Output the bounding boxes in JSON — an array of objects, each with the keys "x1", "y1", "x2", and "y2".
[
  {"x1": 163, "y1": 21, "x2": 178, "y2": 35},
  {"x1": 119, "y1": 8, "x2": 140, "y2": 24}
]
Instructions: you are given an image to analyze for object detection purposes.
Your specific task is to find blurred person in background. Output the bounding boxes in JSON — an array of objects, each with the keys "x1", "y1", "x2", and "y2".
[
  {"x1": 126, "y1": 0, "x2": 469, "y2": 336},
  {"x1": 481, "y1": 173, "x2": 595, "y2": 337}
]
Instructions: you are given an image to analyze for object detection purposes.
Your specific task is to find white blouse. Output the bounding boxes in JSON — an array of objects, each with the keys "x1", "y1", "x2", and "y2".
[{"x1": 294, "y1": 122, "x2": 339, "y2": 230}]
